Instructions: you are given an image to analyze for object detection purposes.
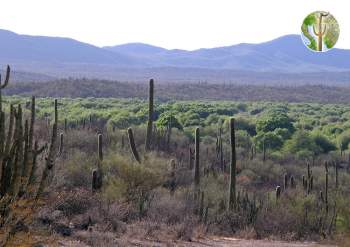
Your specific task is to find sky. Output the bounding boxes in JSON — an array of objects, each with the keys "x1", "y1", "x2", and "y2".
[{"x1": 0, "y1": 0, "x2": 348, "y2": 50}]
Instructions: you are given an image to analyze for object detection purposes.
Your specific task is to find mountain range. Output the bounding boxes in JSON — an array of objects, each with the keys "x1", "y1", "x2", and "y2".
[{"x1": 1, "y1": 29, "x2": 350, "y2": 83}]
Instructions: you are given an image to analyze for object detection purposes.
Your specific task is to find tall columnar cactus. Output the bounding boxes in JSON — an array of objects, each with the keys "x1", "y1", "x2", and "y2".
[
  {"x1": 194, "y1": 127, "x2": 200, "y2": 192},
  {"x1": 276, "y1": 186, "x2": 281, "y2": 201},
  {"x1": 0, "y1": 69, "x2": 50, "y2": 205},
  {"x1": 313, "y1": 12, "x2": 329, "y2": 51},
  {"x1": 325, "y1": 161, "x2": 329, "y2": 213},
  {"x1": 320, "y1": 190, "x2": 324, "y2": 203},
  {"x1": 0, "y1": 111, "x2": 4, "y2": 157},
  {"x1": 0, "y1": 65, "x2": 10, "y2": 113},
  {"x1": 309, "y1": 175, "x2": 314, "y2": 192},
  {"x1": 228, "y1": 118, "x2": 237, "y2": 210},
  {"x1": 36, "y1": 99, "x2": 59, "y2": 198},
  {"x1": 92, "y1": 134, "x2": 103, "y2": 191},
  {"x1": 284, "y1": 173, "x2": 288, "y2": 191},
  {"x1": 92, "y1": 169, "x2": 101, "y2": 191},
  {"x1": 145, "y1": 79, "x2": 154, "y2": 151},
  {"x1": 216, "y1": 126, "x2": 224, "y2": 171},
  {"x1": 98, "y1": 133, "x2": 103, "y2": 161},
  {"x1": 54, "y1": 99, "x2": 58, "y2": 125},
  {"x1": 0, "y1": 65, "x2": 11, "y2": 175},
  {"x1": 4, "y1": 104, "x2": 14, "y2": 156},
  {"x1": 127, "y1": 127, "x2": 141, "y2": 163},
  {"x1": 189, "y1": 147, "x2": 195, "y2": 170},
  {"x1": 302, "y1": 175, "x2": 307, "y2": 192},
  {"x1": 335, "y1": 161, "x2": 339, "y2": 190},
  {"x1": 64, "y1": 118, "x2": 67, "y2": 132},
  {"x1": 307, "y1": 162, "x2": 312, "y2": 194},
  {"x1": 290, "y1": 175, "x2": 296, "y2": 189},
  {"x1": 262, "y1": 139, "x2": 266, "y2": 162},
  {"x1": 9, "y1": 104, "x2": 23, "y2": 196},
  {"x1": 58, "y1": 133, "x2": 64, "y2": 156}
]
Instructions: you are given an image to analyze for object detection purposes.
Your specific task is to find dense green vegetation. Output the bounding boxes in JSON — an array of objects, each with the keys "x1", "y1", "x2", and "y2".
[
  {"x1": 5, "y1": 79, "x2": 350, "y2": 104},
  {"x1": 3, "y1": 95, "x2": 350, "y2": 159}
]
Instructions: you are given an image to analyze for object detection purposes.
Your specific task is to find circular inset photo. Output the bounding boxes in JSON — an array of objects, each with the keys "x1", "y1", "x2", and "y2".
[{"x1": 301, "y1": 11, "x2": 340, "y2": 52}]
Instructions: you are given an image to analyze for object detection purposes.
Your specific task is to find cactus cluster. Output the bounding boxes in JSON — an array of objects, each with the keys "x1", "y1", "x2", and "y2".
[{"x1": 0, "y1": 66, "x2": 60, "y2": 203}]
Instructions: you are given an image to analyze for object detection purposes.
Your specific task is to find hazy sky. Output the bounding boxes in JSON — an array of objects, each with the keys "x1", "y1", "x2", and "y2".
[{"x1": 0, "y1": 0, "x2": 348, "y2": 50}]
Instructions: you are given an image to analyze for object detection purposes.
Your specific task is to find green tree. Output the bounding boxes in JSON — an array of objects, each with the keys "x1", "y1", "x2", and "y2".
[
  {"x1": 254, "y1": 131, "x2": 284, "y2": 151},
  {"x1": 338, "y1": 132, "x2": 350, "y2": 152},
  {"x1": 156, "y1": 112, "x2": 183, "y2": 130},
  {"x1": 284, "y1": 130, "x2": 320, "y2": 155},
  {"x1": 256, "y1": 111, "x2": 294, "y2": 134}
]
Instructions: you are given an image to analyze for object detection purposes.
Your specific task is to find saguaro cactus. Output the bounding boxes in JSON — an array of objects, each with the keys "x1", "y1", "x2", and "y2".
[
  {"x1": 36, "y1": 99, "x2": 59, "y2": 198},
  {"x1": 58, "y1": 133, "x2": 64, "y2": 156},
  {"x1": 189, "y1": 147, "x2": 195, "y2": 170},
  {"x1": 92, "y1": 169, "x2": 101, "y2": 191},
  {"x1": 194, "y1": 127, "x2": 200, "y2": 191},
  {"x1": 216, "y1": 126, "x2": 224, "y2": 171},
  {"x1": 228, "y1": 118, "x2": 237, "y2": 210},
  {"x1": 284, "y1": 173, "x2": 288, "y2": 191},
  {"x1": 145, "y1": 79, "x2": 154, "y2": 151},
  {"x1": 325, "y1": 161, "x2": 329, "y2": 213},
  {"x1": 313, "y1": 12, "x2": 329, "y2": 51},
  {"x1": 335, "y1": 161, "x2": 339, "y2": 190},
  {"x1": 276, "y1": 186, "x2": 281, "y2": 201},
  {"x1": 98, "y1": 134, "x2": 103, "y2": 161},
  {"x1": 0, "y1": 65, "x2": 10, "y2": 113},
  {"x1": 290, "y1": 175, "x2": 296, "y2": 188},
  {"x1": 127, "y1": 128, "x2": 141, "y2": 163}
]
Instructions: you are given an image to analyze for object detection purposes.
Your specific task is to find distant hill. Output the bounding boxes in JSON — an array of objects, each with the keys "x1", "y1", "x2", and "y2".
[
  {"x1": 1, "y1": 29, "x2": 350, "y2": 83},
  {"x1": 104, "y1": 35, "x2": 350, "y2": 72}
]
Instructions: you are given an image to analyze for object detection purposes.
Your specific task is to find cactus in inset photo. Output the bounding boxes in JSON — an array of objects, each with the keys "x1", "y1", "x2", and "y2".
[{"x1": 313, "y1": 12, "x2": 329, "y2": 51}]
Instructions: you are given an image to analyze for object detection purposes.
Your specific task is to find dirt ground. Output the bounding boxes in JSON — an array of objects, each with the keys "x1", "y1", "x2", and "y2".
[{"x1": 56, "y1": 237, "x2": 337, "y2": 247}]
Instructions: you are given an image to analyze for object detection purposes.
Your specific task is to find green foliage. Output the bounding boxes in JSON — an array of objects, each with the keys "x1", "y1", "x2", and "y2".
[
  {"x1": 256, "y1": 110, "x2": 294, "y2": 134},
  {"x1": 312, "y1": 133, "x2": 336, "y2": 153},
  {"x1": 283, "y1": 130, "x2": 320, "y2": 157},
  {"x1": 338, "y1": 131, "x2": 350, "y2": 151},
  {"x1": 156, "y1": 112, "x2": 183, "y2": 130},
  {"x1": 254, "y1": 131, "x2": 284, "y2": 151}
]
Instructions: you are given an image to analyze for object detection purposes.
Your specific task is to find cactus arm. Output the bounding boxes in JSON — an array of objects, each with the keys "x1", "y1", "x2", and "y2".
[
  {"x1": 322, "y1": 25, "x2": 327, "y2": 35},
  {"x1": 313, "y1": 25, "x2": 319, "y2": 36}
]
